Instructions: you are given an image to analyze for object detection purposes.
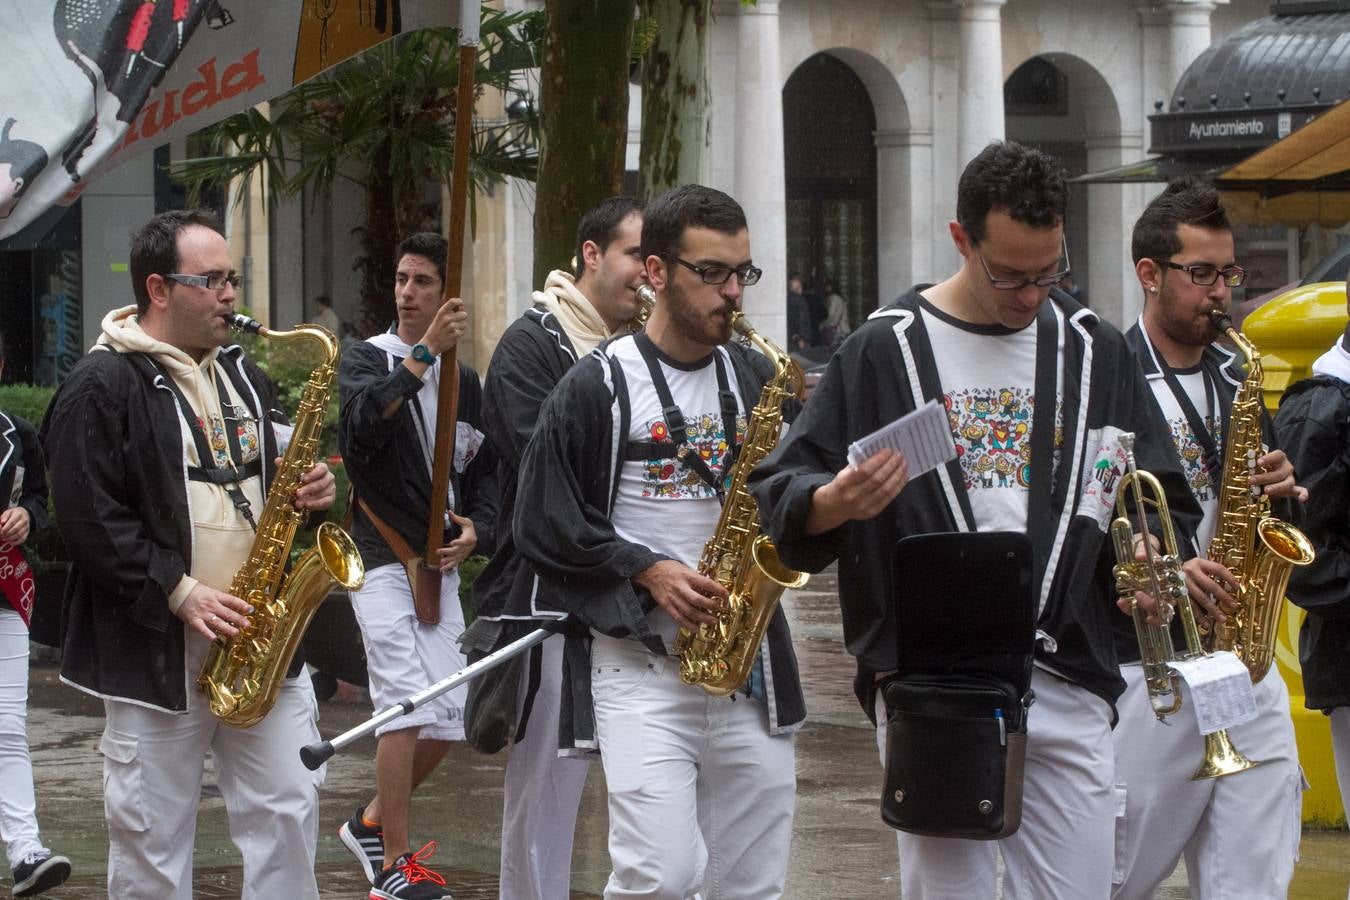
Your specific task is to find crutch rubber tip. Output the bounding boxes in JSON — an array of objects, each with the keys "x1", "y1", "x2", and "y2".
[{"x1": 300, "y1": 740, "x2": 334, "y2": 770}]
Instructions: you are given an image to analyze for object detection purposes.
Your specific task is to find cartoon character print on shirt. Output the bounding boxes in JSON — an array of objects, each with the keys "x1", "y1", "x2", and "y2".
[
  {"x1": 1166, "y1": 413, "x2": 1221, "y2": 503},
  {"x1": 946, "y1": 386, "x2": 1039, "y2": 491},
  {"x1": 199, "y1": 401, "x2": 262, "y2": 469},
  {"x1": 1079, "y1": 425, "x2": 1131, "y2": 531},
  {"x1": 639, "y1": 412, "x2": 748, "y2": 499}
]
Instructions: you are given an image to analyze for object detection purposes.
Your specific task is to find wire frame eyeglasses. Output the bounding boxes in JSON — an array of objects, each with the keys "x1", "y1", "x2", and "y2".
[{"x1": 974, "y1": 240, "x2": 1071, "y2": 291}]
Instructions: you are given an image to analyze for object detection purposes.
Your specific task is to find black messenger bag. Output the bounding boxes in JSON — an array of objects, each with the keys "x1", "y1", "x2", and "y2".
[{"x1": 881, "y1": 531, "x2": 1037, "y2": 840}]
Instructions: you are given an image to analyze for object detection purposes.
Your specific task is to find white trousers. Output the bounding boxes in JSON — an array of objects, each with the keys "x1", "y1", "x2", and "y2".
[
  {"x1": 350, "y1": 562, "x2": 466, "y2": 740},
  {"x1": 1111, "y1": 665, "x2": 1303, "y2": 900},
  {"x1": 591, "y1": 635, "x2": 796, "y2": 900},
  {"x1": 875, "y1": 668, "x2": 1116, "y2": 900},
  {"x1": 101, "y1": 635, "x2": 324, "y2": 900},
  {"x1": 0, "y1": 608, "x2": 43, "y2": 867},
  {"x1": 1332, "y1": 706, "x2": 1350, "y2": 826},
  {"x1": 499, "y1": 632, "x2": 591, "y2": 900}
]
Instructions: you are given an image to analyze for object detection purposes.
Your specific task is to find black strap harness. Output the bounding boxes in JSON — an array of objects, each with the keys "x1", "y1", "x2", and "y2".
[{"x1": 622, "y1": 333, "x2": 742, "y2": 503}]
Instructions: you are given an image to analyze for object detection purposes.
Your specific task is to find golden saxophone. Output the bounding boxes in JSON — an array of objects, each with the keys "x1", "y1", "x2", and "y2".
[
  {"x1": 1204, "y1": 311, "x2": 1314, "y2": 682},
  {"x1": 1111, "y1": 431, "x2": 1259, "y2": 779},
  {"x1": 198, "y1": 314, "x2": 366, "y2": 728},
  {"x1": 672, "y1": 304, "x2": 809, "y2": 695}
]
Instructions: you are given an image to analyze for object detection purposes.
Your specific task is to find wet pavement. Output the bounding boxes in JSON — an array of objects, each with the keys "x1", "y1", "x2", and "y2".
[{"x1": 20, "y1": 568, "x2": 1350, "y2": 899}]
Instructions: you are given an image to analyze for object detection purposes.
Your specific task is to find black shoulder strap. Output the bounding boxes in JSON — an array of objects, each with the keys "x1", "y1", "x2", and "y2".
[
  {"x1": 147, "y1": 356, "x2": 259, "y2": 530},
  {"x1": 627, "y1": 333, "x2": 739, "y2": 502}
]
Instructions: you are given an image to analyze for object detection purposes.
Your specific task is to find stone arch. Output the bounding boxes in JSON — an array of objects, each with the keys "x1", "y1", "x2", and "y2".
[
  {"x1": 1003, "y1": 52, "x2": 1139, "y2": 326},
  {"x1": 783, "y1": 47, "x2": 920, "y2": 328}
]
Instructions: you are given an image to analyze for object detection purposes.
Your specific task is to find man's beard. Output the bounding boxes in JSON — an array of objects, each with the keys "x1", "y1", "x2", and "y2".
[
  {"x1": 1159, "y1": 293, "x2": 1218, "y2": 349},
  {"x1": 666, "y1": 280, "x2": 734, "y2": 346}
]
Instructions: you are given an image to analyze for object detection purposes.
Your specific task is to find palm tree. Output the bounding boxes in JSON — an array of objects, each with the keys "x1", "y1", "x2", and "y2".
[{"x1": 176, "y1": 8, "x2": 544, "y2": 335}]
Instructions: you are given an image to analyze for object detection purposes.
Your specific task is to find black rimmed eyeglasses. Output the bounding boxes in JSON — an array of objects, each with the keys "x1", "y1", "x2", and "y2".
[
  {"x1": 975, "y1": 240, "x2": 1072, "y2": 291},
  {"x1": 166, "y1": 272, "x2": 242, "y2": 291},
  {"x1": 1152, "y1": 259, "x2": 1247, "y2": 287},
  {"x1": 670, "y1": 256, "x2": 763, "y2": 286}
]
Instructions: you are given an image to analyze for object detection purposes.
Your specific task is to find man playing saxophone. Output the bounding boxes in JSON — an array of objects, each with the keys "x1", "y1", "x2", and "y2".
[
  {"x1": 40, "y1": 209, "x2": 336, "y2": 900},
  {"x1": 1112, "y1": 179, "x2": 1307, "y2": 900},
  {"x1": 514, "y1": 185, "x2": 804, "y2": 899}
]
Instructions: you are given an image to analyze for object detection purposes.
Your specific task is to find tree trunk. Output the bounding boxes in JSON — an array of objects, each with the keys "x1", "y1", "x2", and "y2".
[
  {"x1": 638, "y1": 0, "x2": 710, "y2": 198},
  {"x1": 358, "y1": 141, "x2": 399, "y2": 336},
  {"x1": 534, "y1": 0, "x2": 637, "y2": 288}
]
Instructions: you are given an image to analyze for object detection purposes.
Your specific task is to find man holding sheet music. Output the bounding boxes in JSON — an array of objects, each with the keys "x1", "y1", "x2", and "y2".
[
  {"x1": 750, "y1": 140, "x2": 1198, "y2": 899},
  {"x1": 1110, "y1": 179, "x2": 1306, "y2": 900}
]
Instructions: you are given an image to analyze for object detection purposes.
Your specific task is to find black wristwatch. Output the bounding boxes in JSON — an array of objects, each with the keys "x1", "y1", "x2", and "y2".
[{"x1": 410, "y1": 343, "x2": 436, "y2": 364}]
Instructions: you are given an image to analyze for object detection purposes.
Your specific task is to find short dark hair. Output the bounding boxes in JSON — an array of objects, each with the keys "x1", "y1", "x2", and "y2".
[
  {"x1": 956, "y1": 141, "x2": 1068, "y2": 245},
  {"x1": 574, "y1": 197, "x2": 644, "y2": 274},
  {"x1": 640, "y1": 184, "x2": 748, "y2": 262},
  {"x1": 395, "y1": 232, "x2": 447, "y2": 285},
  {"x1": 1131, "y1": 178, "x2": 1230, "y2": 264},
  {"x1": 315, "y1": 294, "x2": 332, "y2": 308},
  {"x1": 129, "y1": 209, "x2": 225, "y2": 315}
]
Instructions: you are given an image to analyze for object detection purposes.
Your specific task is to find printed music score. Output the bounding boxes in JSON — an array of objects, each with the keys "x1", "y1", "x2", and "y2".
[
  {"x1": 1169, "y1": 651, "x2": 1259, "y2": 734},
  {"x1": 847, "y1": 399, "x2": 958, "y2": 476}
]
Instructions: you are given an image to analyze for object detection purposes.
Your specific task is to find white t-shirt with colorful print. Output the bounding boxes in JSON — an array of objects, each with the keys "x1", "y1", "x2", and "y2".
[
  {"x1": 608, "y1": 336, "x2": 748, "y2": 647},
  {"x1": 921, "y1": 300, "x2": 1062, "y2": 534},
  {"x1": 1146, "y1": 366, "x2": 1222, "y2": 548}
]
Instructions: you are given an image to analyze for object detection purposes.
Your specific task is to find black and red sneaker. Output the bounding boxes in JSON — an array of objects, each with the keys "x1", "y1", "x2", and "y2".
[{"x1": 369, "y1": 841, "x2": 451, "y2": 900}]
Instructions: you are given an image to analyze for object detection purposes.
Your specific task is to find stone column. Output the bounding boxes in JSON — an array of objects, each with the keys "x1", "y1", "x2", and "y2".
[
  {"x1": 956, "y1": 0, "x2": 1007, "y2": 169},
  {"x1": 1086, "y1": 135, "x2": 1148, "y2": 330},
  {"x1": 1136, "y1": 4, "x2": 1172, "y2": 149},
  {"x1": 926, "y1": 1, "x2": 962, "y2": 276},
  {"x1": 733, "y1": 0, "x2": 787, "y2": 346},
  {"x1": 1165, "y1": 0, "x2": 1219, "y2": 101},
  {"x1": 876, "y1": 129, "x2": 933, "y2": 297}
]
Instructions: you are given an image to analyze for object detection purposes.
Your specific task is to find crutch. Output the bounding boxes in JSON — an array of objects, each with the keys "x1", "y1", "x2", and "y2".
[{"x1": 300, "y1": 620, "x2": 565, "y2": 770}]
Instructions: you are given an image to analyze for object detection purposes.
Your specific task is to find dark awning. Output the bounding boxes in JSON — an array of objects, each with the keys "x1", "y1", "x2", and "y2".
[{"x1": 1072, "y1": 157, "x2": 1235, "y2": 184}]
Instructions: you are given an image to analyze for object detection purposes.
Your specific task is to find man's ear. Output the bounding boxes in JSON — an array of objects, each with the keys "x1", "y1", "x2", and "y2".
[
  {"x1": 580, "y1": 239, "x2": 601, "y2": 273},
  {"x1": 145, "y1": 273, "x2": 171, "y2": 312},
  {"x1": 949, "y1": 220, "x2": 971, "y2": 260},
  {"x1": 646, "y1": 255, "x2": 669, "y2": 292},
  {"x1": 1135, "y1": 258, "x2": 1162, "y2": 298}
]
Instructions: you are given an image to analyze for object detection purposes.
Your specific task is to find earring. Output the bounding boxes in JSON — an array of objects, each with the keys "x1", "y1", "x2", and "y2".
[{"x1": 1149, "y1": 286, "x2": 1157, "y2": 293}]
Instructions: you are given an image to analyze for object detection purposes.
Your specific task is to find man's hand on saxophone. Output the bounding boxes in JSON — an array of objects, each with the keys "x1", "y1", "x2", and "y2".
[
  {"x1": 1180, "y1": 556, "x2": 1237, "y2": 628},
  {"x1": 633, "y1": 559, "x2": 725, "y2": 632},
  {"x1": 1250, "y1": 447, "x2": 1308, "y2": 503},
  {"x1": 177, "y1": 582, "x2": 253, "y2": 641},
  {"x1": 287, "y1": 459, "x2": 337, "y2": 511}
]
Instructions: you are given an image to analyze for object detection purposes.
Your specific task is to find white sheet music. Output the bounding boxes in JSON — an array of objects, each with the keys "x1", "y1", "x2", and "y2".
[
  {"x1": 1169, "y1": 651, "x2": 1259, "y2": 735},
  {"x1": 847, "y1": 399, "x2": 957, "y2": 476}
]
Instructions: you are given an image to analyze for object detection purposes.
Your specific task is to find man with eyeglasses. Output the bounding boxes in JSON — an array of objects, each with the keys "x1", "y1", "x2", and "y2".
[
  {"x1": 40, "y1": 209, "x2": 337, "y2": 899},
  {"x1": 1111, "y1": 178, "x2": 1307, "y2": 900},
  {"x1": 750, "y1": 141, "x2": 1196, "y2": 898},
  {"x1": 513, "y1": 184, "x2": 804, "y2": 898}
]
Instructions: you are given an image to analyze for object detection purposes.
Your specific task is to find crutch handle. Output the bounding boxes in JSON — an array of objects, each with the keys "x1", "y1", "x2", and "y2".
[{"x1": 300, "y1": 740, "x2": 335, "y2": 771}]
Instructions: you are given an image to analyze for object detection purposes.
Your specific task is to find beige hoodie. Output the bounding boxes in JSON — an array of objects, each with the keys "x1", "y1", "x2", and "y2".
[
  {"x1": 98, "y1": 306, "x2": 265, "y2": 612},
  {"x1": 532, "y1": 269, "x2": 630, "y2": 356}
]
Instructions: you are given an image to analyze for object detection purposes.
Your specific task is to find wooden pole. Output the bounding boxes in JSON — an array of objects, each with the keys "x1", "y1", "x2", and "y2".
[{"x1": 424, "y1": 31, "x2": 477, "y2": 569}]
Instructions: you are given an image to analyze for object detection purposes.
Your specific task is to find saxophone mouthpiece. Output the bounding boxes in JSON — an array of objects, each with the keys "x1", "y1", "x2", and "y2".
[
  {"x1": 228, "y1": 312, "x2": 265, "y2": 335},
  {"x1": 1209, "y1": 309, "x2": 1234, "y2": 334}
]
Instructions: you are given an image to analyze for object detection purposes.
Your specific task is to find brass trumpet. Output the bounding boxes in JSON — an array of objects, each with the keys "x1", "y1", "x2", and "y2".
[{"x1": 1111, "y1": 432, "x2": 1260, "y2": 780}]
